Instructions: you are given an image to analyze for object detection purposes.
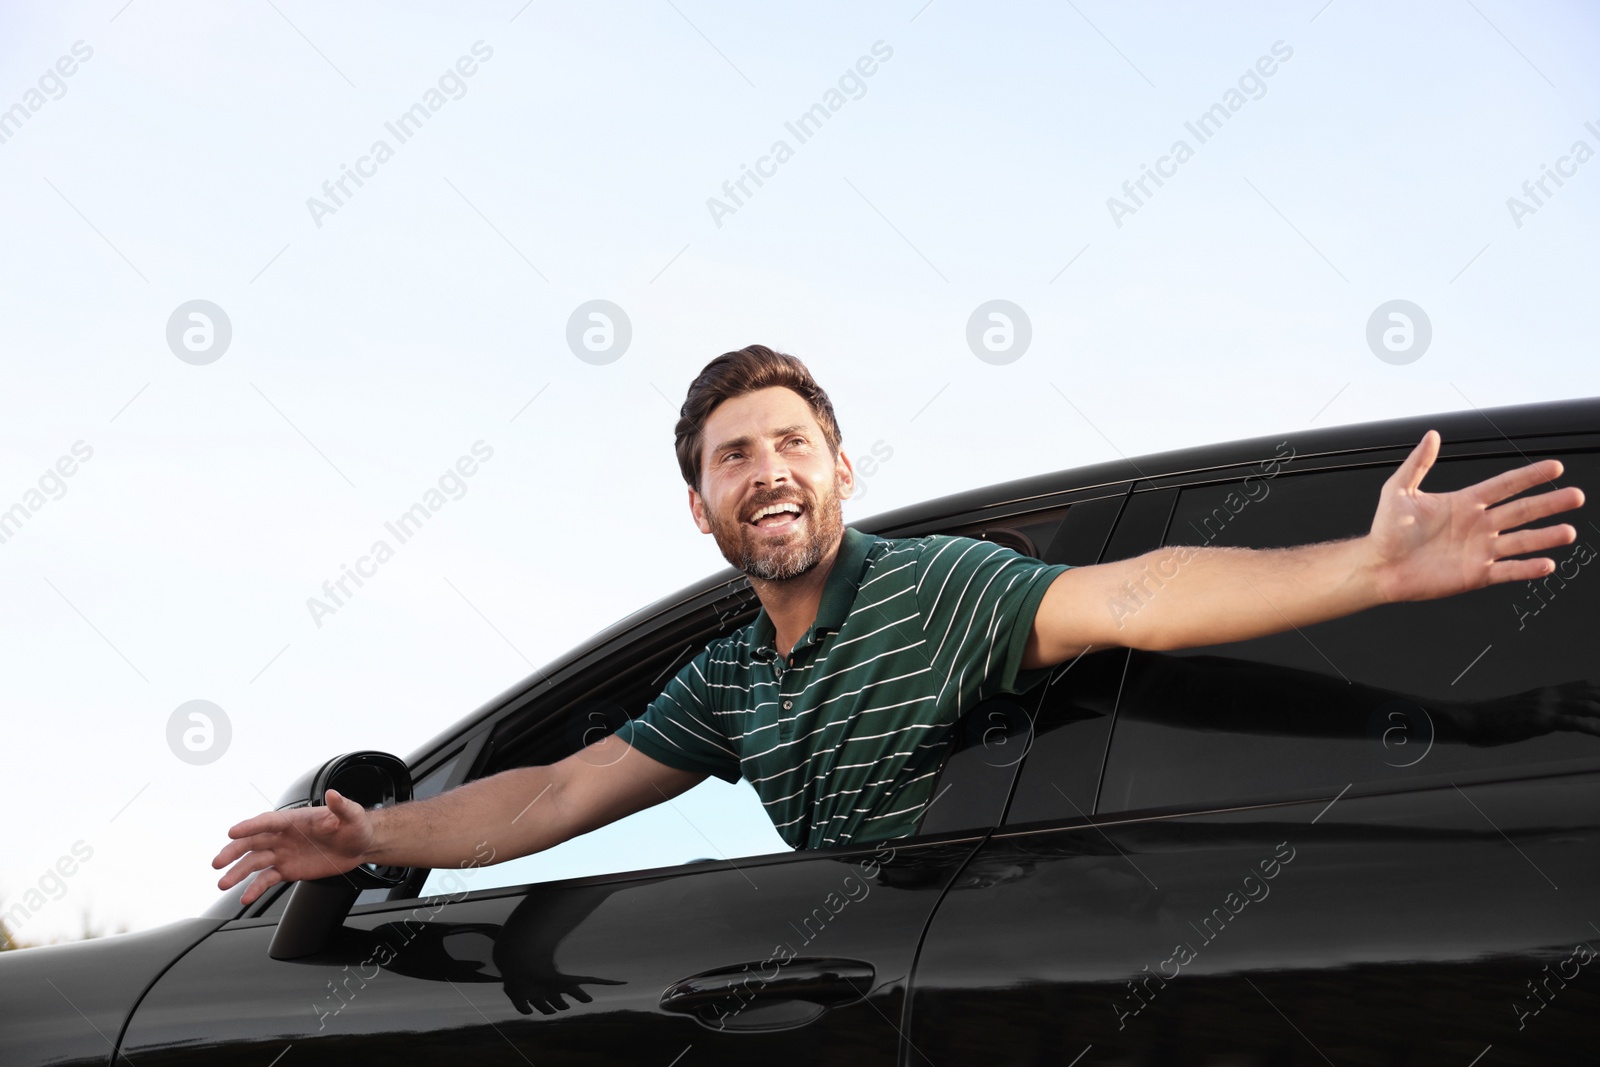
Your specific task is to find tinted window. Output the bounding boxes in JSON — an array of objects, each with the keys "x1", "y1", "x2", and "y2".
[
  {"x1": 915, "y1": 695, "x2": 1038, "y2": 837},
  {"x1": 912, "y1": 506, "x2": 1098, "y2": 836},
  {"x1": 1002, "y1": 647, "x2": 1128, "y2": 825},
  {"x1": 1098, "y1": 451, "x2": 1600, "y2": 813},
  {"x1": 1000, "y1": 491, "x2": 1142, "y2": 826}
]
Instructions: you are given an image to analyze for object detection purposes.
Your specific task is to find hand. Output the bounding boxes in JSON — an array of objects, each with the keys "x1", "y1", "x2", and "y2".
[
  {"x1": 1367, "y1": 430, "x2": 1585, "y2": 603},
  {"x1": 212, "y1": 789, "x2": 376, "y2": 906},
  {"x1": 503, "y1": 969, "x2": 627, "y2": 1016}
]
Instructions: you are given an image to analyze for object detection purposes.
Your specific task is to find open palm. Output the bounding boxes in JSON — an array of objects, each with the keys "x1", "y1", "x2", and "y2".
[{"x1": 1368, "y1": 430, "x2": 1585, "y2": 604}]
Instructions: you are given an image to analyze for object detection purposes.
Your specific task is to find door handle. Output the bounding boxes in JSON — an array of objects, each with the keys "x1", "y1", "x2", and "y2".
[{"x1": 660, "y1": 957, "x2": 875, "y2": 1030}]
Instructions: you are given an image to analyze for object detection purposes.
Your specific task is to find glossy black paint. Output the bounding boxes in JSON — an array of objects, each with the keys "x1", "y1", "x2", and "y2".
[
  {"x1": 0, "y1": 917, "x2": 222, "y2": 1065},
  {"x1": 909, "y1": 773, "x2": 1600, "y2": 1065},
  {"x1": 115, "y1": 837, "x2": 979, "y2": 1065}
]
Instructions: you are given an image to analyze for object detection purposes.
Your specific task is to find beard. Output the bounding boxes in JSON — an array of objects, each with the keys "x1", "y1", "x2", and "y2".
[{"x1": 706, "y1": 473, "x2": 845, "y2": 583}]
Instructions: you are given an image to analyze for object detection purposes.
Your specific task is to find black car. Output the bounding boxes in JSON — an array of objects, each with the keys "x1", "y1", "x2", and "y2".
[{"x1": 6, "y1": 396, "x2": 1598, "y2": 1066}]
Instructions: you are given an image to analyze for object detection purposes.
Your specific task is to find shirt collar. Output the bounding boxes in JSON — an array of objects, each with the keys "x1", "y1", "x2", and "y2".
[{"x1": 749, "y1": 525, "x2": 879, "y2": 661}]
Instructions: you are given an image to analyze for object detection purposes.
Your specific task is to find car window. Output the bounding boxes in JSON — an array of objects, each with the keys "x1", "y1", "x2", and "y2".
[
  {"x1": 417, "y1": 624, "x2": 790, "y2": 900},
  {"x1": 913, "y1": 693, "x2": 1038, "y2": 837},
  {"x1": 999, "y1": 490, "x2": 1149, "y2": 827},
  {"x1": 1001, "y1": 646, "x2": 1129, "y2": 826},
  {"x1": 912, "y1": 503, "x2": 1122, "y2": 836},
  {"x1": 414, "y1": 510, "x2": 1096, "y2": 898},
  {"x1": 1097, "y1": 450, "x2": 1600, "y2": 814}
]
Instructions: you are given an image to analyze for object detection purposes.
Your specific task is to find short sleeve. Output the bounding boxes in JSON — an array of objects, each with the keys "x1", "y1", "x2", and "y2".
[
  {"x1": 914, "y1": 535, "x2": 1073, "y2": 706},
  {"x1": 611, "y1": 646, "x2": 742, "y2": 783}
]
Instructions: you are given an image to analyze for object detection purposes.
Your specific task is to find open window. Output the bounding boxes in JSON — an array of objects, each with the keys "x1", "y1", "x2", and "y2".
[
  {"x1": 369, "y1": 502, "x2": 1118, "y2": 901},
  {"x1": 414, "y1": 590, "x2": 790, "y2": 900}
]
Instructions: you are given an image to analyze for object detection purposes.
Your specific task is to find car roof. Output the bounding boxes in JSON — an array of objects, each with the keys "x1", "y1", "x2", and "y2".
[{"x1": 407, "y1": 392, "x2": 1600, "y2": 766}]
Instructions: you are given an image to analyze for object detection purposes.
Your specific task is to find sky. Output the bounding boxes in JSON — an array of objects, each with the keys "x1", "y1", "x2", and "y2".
[{"x1": 1, "y1": 0, "x2": 1596, "y2": 944}]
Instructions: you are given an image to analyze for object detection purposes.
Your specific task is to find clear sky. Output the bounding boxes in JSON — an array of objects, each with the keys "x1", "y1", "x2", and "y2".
[{"x1": 2, "y1": 0, "x2": 1596, "y2": 944}]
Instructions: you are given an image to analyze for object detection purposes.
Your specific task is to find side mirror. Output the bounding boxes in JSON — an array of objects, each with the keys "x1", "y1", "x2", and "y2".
[{"x1": 268, "y1": 751, "x2": 413, "y2": 961}]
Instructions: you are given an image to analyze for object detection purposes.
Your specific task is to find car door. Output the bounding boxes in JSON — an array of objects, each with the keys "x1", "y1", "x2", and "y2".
[
  {"x1": 909, "y1": 442, "x2": 1600, "y2": 1065},
  {"x1": 114, "y1": 507, "x2": 1088, "y2": 1065}
]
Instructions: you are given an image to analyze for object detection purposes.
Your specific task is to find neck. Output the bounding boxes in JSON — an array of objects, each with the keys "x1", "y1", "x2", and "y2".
[{"x1": 752, "y1": 534, "x2": 843, "y2": 658}]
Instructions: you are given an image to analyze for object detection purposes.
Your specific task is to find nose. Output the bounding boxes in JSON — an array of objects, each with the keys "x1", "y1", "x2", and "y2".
[{"x1": 752, "y1": 441, "x2": 791, "y2": 489}]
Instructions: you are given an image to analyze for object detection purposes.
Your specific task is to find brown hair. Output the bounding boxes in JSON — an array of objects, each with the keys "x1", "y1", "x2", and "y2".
[{"x1": 675, "y1": 344, "x2": 843, "y2": 493}]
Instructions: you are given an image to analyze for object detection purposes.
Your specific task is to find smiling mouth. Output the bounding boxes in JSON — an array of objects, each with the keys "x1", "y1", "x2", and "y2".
[{"x1": 747, "y1": 504, "x2": 805, "y2": 532}]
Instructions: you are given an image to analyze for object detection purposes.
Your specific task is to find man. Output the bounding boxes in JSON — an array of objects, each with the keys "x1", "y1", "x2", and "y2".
[{"x1": 214, "y1": 345, "x2": 1584, "y2": 905}]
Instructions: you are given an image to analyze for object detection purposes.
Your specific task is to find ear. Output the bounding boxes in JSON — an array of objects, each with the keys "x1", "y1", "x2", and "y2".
[
  {"x1": 836, "y1": 449, "x2": 856, "y2": 500},
  {"x1": 689, "y1": 486, "x2": 712, "y2": 534}
]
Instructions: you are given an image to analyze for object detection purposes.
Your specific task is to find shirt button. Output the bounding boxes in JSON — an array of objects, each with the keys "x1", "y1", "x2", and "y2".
[{"x1": 783, "y1": 700, "x2": 793, "y2": 710}]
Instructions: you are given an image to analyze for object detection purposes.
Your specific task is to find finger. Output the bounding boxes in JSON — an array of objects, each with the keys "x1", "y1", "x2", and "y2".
[
  {"x1": 1551, "y1": 714, "x2": 1600, "y2": 737},
  {"x1": 1390, "y1": 430, "x2": 1440, "y2": 493},
  {"x1": 1493, "y1": 524, "x2": 1576, "y2": 559},
  {"x1": 1485, "y1": 486, "x2": 1585, "y2": 531},
  {"x1": 240, "y1": 868, "x2": 282, "y2": 907},
  {"x1": 213, "y1": 831, "x2": 279, "y2": 868},
  {"x1": 1466, "y1": 458, "x2": 1565, "y2": 508},
  {"x1": 213, "y1": 840, "x2": 251, "y2": 869},
  {"x1": 218, "y1": 849, "x2": 276, "y2": 891},
  {"x1": 227, "y1": 810, "x2": 290, "y2": 839},
  {"x1": 326, "y1": 788, "x2": 365, "y2": 821},
  {"x1": 1485, "y1": 557, "x2": 1559, "y2": 585},
  {"x1": 214, "y1": 828, "x2": 303, "y2": 869}
]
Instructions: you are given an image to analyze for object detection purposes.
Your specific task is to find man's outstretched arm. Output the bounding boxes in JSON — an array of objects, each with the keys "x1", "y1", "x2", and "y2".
[
  {"x1": 1023, "y1": 430, "x2": 1585, "y2": 667},
  {"x1": 211, "y1": 736, "x2": 706, "y2": 905}
]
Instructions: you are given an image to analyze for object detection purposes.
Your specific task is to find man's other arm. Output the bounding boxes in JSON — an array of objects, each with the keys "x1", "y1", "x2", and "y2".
[
  {"x1": 1022, "y1": 431, "x2": 1583, "y2": 668},
  {"x1": 213, "y1": 736, "x2": 705, "y2": 905}
]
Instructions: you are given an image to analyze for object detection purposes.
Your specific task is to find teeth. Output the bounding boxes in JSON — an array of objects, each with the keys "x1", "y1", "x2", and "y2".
[{"x1": 751, "y1": 502, "x2": 802, "y2": 522}]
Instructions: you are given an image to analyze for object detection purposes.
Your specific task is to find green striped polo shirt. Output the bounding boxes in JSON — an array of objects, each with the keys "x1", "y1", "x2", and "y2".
[{"x1": 613, "y1": 525, "x2": 1072, "y2": 849}]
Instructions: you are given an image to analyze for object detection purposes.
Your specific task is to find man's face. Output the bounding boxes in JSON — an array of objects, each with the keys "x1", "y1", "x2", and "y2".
[{"x1": 690, "y1": 386, "x2": 854, "y2": 582}]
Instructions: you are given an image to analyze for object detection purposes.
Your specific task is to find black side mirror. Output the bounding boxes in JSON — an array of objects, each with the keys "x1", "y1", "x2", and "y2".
[{"x1": 268, "y1": 751, "x2": 412, "y2": 961}]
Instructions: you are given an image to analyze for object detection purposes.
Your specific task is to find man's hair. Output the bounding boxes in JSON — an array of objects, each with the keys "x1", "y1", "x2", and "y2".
[{"x1": 675, "y1": 344, "x2": 843, "y2": 493}]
